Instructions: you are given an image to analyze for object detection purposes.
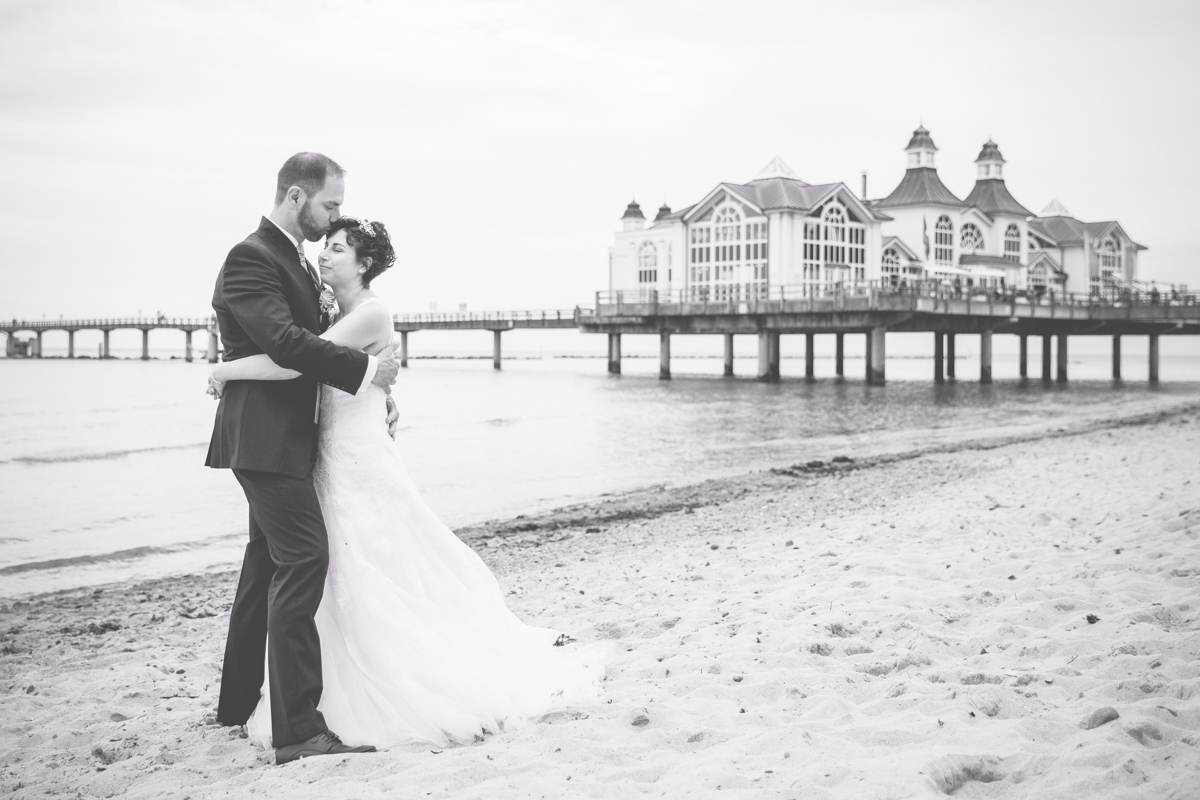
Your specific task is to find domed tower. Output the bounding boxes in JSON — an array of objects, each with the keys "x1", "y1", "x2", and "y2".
[
  {"x1": 975, "y1": 139, "x2": 1005, "y2": 180},
  {"x1": 621, "y1": 199, "x2": 645, "y2": 232},
  {"x1": 905, "y1": 125, "x2": 938, "y2": 169},
  {"x1": 963, "y1": 139, "x2": 1032, "y2": 217},
  {"x1": 877, "y1": 125, "x2": 964, "y2": 208},
  {"x1": 654, "y1": 202, "x2": 672, "y2": 222}
]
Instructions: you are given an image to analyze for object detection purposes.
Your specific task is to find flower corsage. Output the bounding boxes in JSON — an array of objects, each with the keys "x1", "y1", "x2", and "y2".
[{"x1": 319, "y1": 285, "x2": 338, "y2": 317}]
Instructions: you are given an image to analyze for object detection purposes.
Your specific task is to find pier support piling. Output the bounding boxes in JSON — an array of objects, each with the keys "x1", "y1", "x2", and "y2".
[
  {"x1": 659, "y1": 332, "x2": 672, "y2": 380},
  {"x1": 868, "y1": 327, "x2": 886, "y2": 385},
  {"x1": 1019, "y1": 335, "x2": 1027, "y2": 378},
  {"x1": 1041, "y1": 334, "x2": 1052, "y2": 382},
  {"x1": 185, "y1": 330, "x2": 193, "y2": 362},
  {"x1": 608, "y1": 333, "x2": 621, "y2": 375},
  {"x1": 399, "y1": 331, "x2": 408, "y2": 368},
  {"x1": 68, "y1": 330, "x2": 75, "y2": 359},
  {"x1": 1149, "y1": 334, "x2": 1160, "y2": 383},
  {"x1": 104, "y1": 330, "x2": 112, "y2": 359},
  {"x1": 1112, "y1": 335, "x2": 1121, "y2": 380},
  {"x1": 35, "y1": 331, "x2": 43, "y2": 358},
  {"x1": 934, "y1": 332, "x2": 944, "y2": 384},
  {"x1": 492, "y1": 330, "x2": 502, "y2": 370},
  {"x1": 946, "y1": 333, "x2": 956, "y2": 380},
  {"x1": 723, "y1": 333, "x2": 733, "y2": 377},
  {"x1": 835, "y1": 333, "x2": 844, "y2": 378},
  {"x1": 206, "y1": 331, "x2": 218, "y2": 363},
  {"x1": 141, "y1": 329, "x2": 150, "y2": 360},
  {"x1": 757, "y1": 331, "x2": 779, "y2": 381},
  {"x1": 805, "y1": 333, "x2": 815, "y2": 381},
  {"x1": 980, "y1": 330, "x2": 993, "y2": 384},
  {"x1": 1056, "y1": 334, "x2": 1068, "y2": 383}
]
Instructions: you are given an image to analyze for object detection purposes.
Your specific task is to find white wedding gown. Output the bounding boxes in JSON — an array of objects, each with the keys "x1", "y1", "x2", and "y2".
[{"x1": 246, "y1": 344, "x2": 605, "y2": 749}]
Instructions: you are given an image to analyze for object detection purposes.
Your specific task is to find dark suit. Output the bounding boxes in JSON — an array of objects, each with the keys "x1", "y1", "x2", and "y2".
[{"x1": 207, "y1": 217, "x2": 369, "y2": 747}]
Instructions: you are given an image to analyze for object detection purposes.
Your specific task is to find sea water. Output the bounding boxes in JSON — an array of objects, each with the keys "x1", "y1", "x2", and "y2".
[{"x1": 2, "y1": 349, "x2": 1198, "y2": 597}]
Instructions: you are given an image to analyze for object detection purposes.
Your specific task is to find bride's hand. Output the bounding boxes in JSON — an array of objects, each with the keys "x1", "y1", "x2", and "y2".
[
  {"x1": 384, "y1": 393, "x2": 399, "y2": 439},
  {"x1": 207, "y1": 374, "x2": 226, "y2": 400}
]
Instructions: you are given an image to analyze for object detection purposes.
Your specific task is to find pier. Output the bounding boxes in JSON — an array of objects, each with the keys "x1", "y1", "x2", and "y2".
[
  {"x1": 579, "y1": 283, "x2": 1200, "y2": 384},
  {"x1": 4, "y1": 284, "x2": 1197, "y2": 382},
  {"x1": 1, "y1": 317, "x2": 217, "y2": 361},
  {"x1": 391, "y1": 309, "x2": 577, "y2": 370}
]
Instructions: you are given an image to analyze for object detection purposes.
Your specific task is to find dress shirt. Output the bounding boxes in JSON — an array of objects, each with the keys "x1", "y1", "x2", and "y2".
[{"x1": 266, "y1": 216, "x2": 378, "y2": 393}]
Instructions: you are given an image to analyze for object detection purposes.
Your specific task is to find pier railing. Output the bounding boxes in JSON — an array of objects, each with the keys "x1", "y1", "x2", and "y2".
[
  {"x1": 1, "y1": 316, "x2": 215, "y2": 333},
  {"x1": 392, "y1": 309, "x2": 579, "y2": 325},
  {"x1": 596, "y1": 281, "x2": 1200, "y2": 309}
]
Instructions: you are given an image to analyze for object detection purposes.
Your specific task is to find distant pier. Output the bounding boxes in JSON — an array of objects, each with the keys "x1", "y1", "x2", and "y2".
[
  {"x1": 1, "y1": 317, "x2": 216, "y2": 361},
  {"x1": 5, "y1": 283, "x2": 1198, "y2": 382}
]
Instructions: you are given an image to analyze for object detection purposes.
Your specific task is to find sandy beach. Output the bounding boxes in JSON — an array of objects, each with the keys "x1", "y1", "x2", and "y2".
[{"x1": 2, "y1": 403, "x2": 1198, "y2": 799}]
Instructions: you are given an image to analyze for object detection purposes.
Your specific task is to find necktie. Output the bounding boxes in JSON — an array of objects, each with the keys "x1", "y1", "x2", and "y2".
[{"x1": 299, "y1": 247, "x2": 321, "y2": 291}]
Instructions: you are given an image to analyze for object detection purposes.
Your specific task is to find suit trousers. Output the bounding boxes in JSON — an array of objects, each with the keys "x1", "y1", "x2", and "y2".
[{"x1": 216, "y1": 468, "x2": 329, "y2": 747}]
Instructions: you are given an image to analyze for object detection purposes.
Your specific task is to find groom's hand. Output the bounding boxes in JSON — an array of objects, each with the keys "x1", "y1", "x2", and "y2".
[
  {"x1": 371, "y1": 341, "x2": 400, "y2": 390},
  {"x1": 384, "y1": 394, "x2": 399, "y2": 440}
]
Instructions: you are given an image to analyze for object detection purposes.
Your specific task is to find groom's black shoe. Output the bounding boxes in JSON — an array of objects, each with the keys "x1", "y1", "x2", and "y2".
[{"x1": 275, "y1": 730, "x2": 376, "y2": 765}]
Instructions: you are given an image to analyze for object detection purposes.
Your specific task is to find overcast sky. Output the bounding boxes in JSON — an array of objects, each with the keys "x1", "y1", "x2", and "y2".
[{"x1": 3, "y1": 0, "x2": 1198, "y2": 321}]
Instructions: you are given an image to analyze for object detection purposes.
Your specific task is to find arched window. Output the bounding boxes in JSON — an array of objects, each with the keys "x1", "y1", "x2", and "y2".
[
  {"x1": 1029, "y1": 263, "x2": 1047, "y2": 291},
  {"x1": 934, "y1": 216, "x2": 953, "y2": 265},
  {"x1": 822, "y1": 205, "x2": 846, "y2": 267},
  {"x1": 1096, "y1": 237, "x2": 1122, "y2": 294},
  {"x1": 882, "y1": 248, "x2": 901, "y2": 284},
  {"x1": 714, "y1": 205, "x2": 742, "y2": 241},
  {"x1": 1004, "y1": 225, "x2": 1021, "y2": 263},
  {"x1": 960, "y1": 223, "x2": 984, "y2": 255},
  {"x1": 638, "y1": 241, "x2": 657, "y2": 284}
]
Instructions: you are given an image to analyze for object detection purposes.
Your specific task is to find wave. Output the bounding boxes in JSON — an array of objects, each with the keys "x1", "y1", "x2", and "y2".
[
  {"x1": 0, "y1": 442, "x2": 206, "y2": 465},
  {"x1": 0, "y1": 531, "x2": 242, "y2": 575}
]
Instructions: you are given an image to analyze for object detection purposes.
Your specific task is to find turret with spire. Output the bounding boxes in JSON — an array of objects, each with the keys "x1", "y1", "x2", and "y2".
[
  {"x1": 975, "y1": 139, "x2": 1005, "y2": 180},
  {"x1": 877, "y1": 125, "x2": 964, "y2": 208},
  {"x1": 963, "y1": 138, "x2": 1032, "y2": 217},
  {"x1": 621, "y1": 199, "x2": 645, "y2": 231},
  {"x1": 905, "y1": 125, "x2": 938, "y2": 169}
]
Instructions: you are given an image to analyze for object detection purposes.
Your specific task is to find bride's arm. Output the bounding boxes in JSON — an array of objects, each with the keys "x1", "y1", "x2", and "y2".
[{"x1": 209, "y1": 304, "x2": 394, "y2": 394}]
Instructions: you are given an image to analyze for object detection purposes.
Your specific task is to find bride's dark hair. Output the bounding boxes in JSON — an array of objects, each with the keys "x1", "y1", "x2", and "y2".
[{"x1": 327, "y1": 217, "x2": 396, "y2": 287}]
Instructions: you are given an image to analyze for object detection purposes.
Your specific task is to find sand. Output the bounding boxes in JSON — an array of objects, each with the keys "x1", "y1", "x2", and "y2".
[{"x1": 2, "y1": 404, "x2": 1199, "y2": 799}]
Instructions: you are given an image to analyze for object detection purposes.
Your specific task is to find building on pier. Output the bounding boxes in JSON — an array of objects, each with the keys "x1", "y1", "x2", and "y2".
[
  {"x1": 1026, "y1": 200, "x2": 1146, "y2": 296},
  {"x1": 609, "y1": 157, "x2": 890, "y2": 301},
  {"x1": 609, "y1": 126, "x2": 1146, "y2": 298}
]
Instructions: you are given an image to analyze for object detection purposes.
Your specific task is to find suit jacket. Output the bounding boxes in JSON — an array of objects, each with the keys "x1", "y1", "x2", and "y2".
[{"x1": 206, "y1": 217, "x2": 369, "y2": 478}]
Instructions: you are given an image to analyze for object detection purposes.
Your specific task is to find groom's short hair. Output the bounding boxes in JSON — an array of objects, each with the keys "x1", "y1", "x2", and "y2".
[{"x1": 275, "y1": 153, "x2": 345, "y2": 205}]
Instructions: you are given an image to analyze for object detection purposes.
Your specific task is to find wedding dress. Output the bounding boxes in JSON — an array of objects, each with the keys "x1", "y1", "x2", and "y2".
[{"x1": 246, "y1": 313, "x2": 604, "y2": 749}]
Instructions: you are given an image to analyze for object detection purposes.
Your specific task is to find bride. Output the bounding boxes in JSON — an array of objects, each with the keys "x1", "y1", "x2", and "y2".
[{"x1": 208, "y1": 216, "x2": 604, "y2": 751}]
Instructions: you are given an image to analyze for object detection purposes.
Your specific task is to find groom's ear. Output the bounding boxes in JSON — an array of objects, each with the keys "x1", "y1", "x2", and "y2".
[{"x1": 287, "y1": 186, "x2": 304, "y2": 206}]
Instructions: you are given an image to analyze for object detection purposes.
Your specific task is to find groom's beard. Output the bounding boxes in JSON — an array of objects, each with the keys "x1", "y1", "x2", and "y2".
[{"x1": 297, "y1": 200, "x2": 328, "y2": 242}]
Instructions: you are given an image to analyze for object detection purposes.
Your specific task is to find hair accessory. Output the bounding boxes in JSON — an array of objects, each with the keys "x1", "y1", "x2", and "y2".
[{"x1": 357, "y1": 218, "x2": 376, "y2": 237}]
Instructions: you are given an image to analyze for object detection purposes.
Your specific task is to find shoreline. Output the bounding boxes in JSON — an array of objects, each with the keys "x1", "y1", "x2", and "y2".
[
  {"x1": 2, "y1": 397, "x2": 1199, "y2": 604},
  {"x1": 2, "y1": 405, "x2": 1199, "y2": 797}
]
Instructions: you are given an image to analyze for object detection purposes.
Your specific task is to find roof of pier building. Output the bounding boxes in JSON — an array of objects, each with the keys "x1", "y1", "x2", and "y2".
[
  {"x1": 1027, "y1": 215, "x2": 1146, "y2": 250},
  {"x1": 621, "y1": 200, "x2": 645, "y2": 220},
  {"x1": 669, "y1": 157, "x2": 890, "y2": 225},
  {"x1": 881, "y1": 235, "x2": 922, "y2": 262},
  {"x1": 876, "y1": 168, "x2": 966, "y2": 208},
  {"x1": 963, "y1": 180, "x2": 1033, "y2": 217}
]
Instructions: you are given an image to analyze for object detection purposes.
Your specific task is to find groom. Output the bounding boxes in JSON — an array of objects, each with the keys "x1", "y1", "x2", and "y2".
[{"x1": 206, "y1": 152, "x2": 400, "y2": 764}]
